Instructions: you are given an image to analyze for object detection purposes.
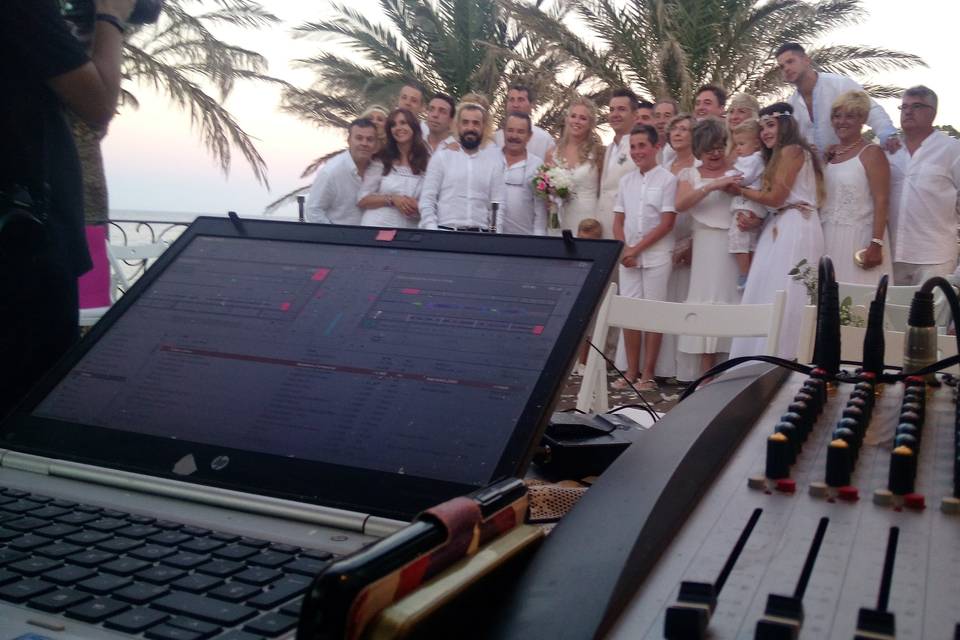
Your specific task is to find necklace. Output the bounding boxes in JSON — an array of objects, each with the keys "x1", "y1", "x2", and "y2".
[{"x1": 830, "y1": 137, "x2": 864, "y2": 161}]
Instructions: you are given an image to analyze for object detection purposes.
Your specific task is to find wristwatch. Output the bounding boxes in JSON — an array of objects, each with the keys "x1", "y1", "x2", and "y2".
[{"x1": 870, "y1": 238, "x2": 884, "y2": 247}]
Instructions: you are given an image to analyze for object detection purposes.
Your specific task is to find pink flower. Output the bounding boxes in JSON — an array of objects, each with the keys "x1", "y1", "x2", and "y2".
[{"x1": 537, "y1": 182, "x2": 547, "y2": 191}]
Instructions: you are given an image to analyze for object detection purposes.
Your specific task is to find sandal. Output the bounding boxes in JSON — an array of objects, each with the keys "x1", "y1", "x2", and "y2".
[
  {"x1": 634, "y1": 379, "x2": 658, "y2": 391},
  {"x1": 610, "y1": 377, "x2": 638, "y2": 391}
]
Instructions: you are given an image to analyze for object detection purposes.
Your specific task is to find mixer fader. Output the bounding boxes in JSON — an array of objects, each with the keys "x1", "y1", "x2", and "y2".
[{"x1": 610, "y1": 370, "x2": 960, "y2": 640}]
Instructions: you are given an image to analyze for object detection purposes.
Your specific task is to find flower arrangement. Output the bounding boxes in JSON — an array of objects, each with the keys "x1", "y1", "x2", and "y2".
[
  {"x1": 788, "y1": 258, "x2": 864, "y2": 327},
  {"x1": 531, "y1": 164, "x2": 576, "y2": 229}
]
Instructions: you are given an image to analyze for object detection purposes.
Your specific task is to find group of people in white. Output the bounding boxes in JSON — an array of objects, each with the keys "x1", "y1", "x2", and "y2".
[{"x1": 304, "y1": 42, "x2": 960, "y2": 391}]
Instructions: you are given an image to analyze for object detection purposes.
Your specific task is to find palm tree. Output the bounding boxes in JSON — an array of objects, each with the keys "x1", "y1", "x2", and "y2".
[
  {"x1": 76, "y1": 0, "x2": 282, "y2": 222},
  {"x1": 503, "y1": 0, "x2": 925, "y2": 110},
  {"x1": 282, "y1": 0, "x2": 576, "y2": 133},
  {"x1": 271, "y1": 0, "x2": 575, "y2": 212}
]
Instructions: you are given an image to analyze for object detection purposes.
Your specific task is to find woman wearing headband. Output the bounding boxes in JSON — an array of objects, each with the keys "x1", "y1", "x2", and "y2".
[{"x1": 728, "y1": 102, "x2": 825, "y2": 360}]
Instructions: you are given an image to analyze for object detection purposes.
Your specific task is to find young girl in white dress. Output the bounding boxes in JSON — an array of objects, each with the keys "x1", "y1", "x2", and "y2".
[
  {"x1": 729, "y1": 102, "x2": 825, "y2": 360},
  {"x1": 358, "y1": 108, "x2": 430, "y2": 228},
  {"x1": 821, "y1": 90, "x2": 893, "y2": 284}
]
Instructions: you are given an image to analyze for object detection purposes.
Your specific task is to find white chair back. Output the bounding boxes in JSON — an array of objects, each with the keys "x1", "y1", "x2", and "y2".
[
  {"x1": 576, "y1": 284, "x2": 786, "y2": 413},
  {"x1": 796, "y1": 304, "x2": 958, "y2": 374},
  {"x1": 79, "y1": 239, "x2": 169, "y2": 328}
]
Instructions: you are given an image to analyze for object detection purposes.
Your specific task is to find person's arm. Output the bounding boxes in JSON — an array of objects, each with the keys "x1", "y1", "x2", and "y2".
[
  {"x1": 491, "y1": 156, "x2": 506, "y2": 206},
  {"x1": 304, "y1": 165, "x2": 334, "y2": 224},
  {"x1": 46, "y1": 0, "x2": 136, "y2": 127},
  {"x1": 612, "y1": 182, "x2": 626, "y2": 243},
  {"x1": 676, "y1": 172, "x2": 738, "y2": 211},
  {"x1": 356, "y1": 165, "x2": 384, "y2": 210},
  {"x1": 866, "y1": 97, "x2": 898, "y2": 150},
  {"x1": 417, "y1": 154, "x2": 444, "y2": 230},
  {"x1": 859, "y1": 145, "x2": 891, "y2": 268},
  {"x1": 738, "y1": 145, "x2": 804, "y2": 208}
]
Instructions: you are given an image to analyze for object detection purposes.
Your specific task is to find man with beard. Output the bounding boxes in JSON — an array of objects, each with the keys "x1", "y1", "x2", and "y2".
[
  {"x1": 418, "y1": 102, "x2": 505, "y2": 231},
  {"x1": 500, "y1": 112, "x2": 547, "y2": 235}
]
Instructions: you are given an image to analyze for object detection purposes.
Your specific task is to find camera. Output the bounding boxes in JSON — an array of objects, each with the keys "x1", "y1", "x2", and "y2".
[{"x1": 60, "y1": 0, "x2": 163, "y2": 34}]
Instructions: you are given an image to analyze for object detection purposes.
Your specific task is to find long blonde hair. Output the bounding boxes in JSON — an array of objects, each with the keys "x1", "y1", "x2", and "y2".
[{"x1": 556, "y1": 96, "x2": 604, "y2": 167}]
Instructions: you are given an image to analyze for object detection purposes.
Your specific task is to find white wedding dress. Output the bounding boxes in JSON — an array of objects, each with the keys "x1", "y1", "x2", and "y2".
[{"x1": 558, "y1": 158, "x2": 600, "y2": 234}]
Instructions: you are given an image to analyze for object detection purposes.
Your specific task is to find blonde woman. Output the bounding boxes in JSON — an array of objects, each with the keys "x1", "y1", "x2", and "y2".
[
  {"x1": 820, "y1": 90, "x2": 892, "y2": 284},
  {"x1": 360, "y1": 105, "x2": 389, "y2": 150},
  {"x1": 725, "y1": 93, "x2": 760, "y2": 159},
  {"x1": 549, "y1": 96, "x2": 604, "y2": 233}
]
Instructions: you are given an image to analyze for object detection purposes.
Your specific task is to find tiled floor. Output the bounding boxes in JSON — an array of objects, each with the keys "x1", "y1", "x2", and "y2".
[{"x1": 555, "y1": 370, "x2": 690, "y2": 414}]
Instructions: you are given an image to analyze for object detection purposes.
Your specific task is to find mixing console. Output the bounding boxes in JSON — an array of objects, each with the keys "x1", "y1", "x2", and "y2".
[{"x1": 610, "y1": 370, "x2": 960, "y2": 640}]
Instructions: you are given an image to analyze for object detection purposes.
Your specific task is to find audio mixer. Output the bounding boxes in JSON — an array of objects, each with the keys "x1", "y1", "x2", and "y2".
[
  {"x1": 612, "y1": 369, "x2": 960, "y2": 639},
  {"x1": 492, "y1": 365, "x2": 960, "y2": 640}
]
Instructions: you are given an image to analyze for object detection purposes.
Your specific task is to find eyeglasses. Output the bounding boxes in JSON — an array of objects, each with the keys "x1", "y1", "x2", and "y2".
[{"x1": 897, "y1": 103, "x2": 934, "y2": 113}]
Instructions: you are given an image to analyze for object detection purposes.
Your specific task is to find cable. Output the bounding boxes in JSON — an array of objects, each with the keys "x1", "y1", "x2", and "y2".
[
  {"x1": 920, "y1": 276, "x2": 960, "y2": 357},
  {"x1": 679, "y1": 355, "x2": 814, "y2": 402},
  {"x1": 585, "y1": 339, "x2": 661, "y2": 423}
]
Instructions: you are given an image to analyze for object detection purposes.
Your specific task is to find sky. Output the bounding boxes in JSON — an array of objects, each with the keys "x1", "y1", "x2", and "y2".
[{"x1": 102, "y1": 0, "x2": 960, "y2": 219}]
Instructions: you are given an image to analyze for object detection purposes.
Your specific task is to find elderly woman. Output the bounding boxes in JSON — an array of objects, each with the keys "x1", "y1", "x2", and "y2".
[
  {"x1": 653, "y1": 113, "x2": 702, "y2": 382},
  {"x1": 820, "y1": 90, "x2": 893, "y2": 284},
  {"x1": 674, "y1": 118, "x2": 742, "y2": 374},
  {"x1": 729, "y1": 102, "x2": 825, "y2": 360}
]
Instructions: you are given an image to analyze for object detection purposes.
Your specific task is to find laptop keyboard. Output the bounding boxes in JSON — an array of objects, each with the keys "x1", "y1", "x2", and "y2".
[{"x1": 0, "y1": 486, "x2": 338, "y2": 639}]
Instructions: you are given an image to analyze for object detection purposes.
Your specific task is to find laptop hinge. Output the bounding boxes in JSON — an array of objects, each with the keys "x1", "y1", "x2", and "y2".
[
  {"x1": 0, "y1": 450, "x2": 52, "y2": 475},
  {"x1": 0, "y1": 450, "x2": 406, "y2": 535}
]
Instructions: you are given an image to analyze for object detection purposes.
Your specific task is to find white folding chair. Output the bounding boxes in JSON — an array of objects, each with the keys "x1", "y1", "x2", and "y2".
[
  {"x1": 837, "y1": 281, "x2": 948, "y2": 332},
  {"x1": 108, "y1": 241, "x2": 170, "y2": 294},
  {"x1": 79, "y1": 239, "x2": 169, "y2": 328},
  {"x1": 576, "y1": 284, "x2": 786, "y2": 413}
]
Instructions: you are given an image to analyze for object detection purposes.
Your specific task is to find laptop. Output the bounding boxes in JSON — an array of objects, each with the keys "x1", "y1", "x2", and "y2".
[{"x1": 0, "y1": 217, "x2": 620, "y2": 639}]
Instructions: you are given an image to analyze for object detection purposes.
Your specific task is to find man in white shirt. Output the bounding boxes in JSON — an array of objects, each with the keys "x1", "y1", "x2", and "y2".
[
  {"x1": 304, "y1": 118, "x2": 377, "y2": 225},
  {"x1": 500, "y1": 112, "x2": 547, "y2": 235},
  {"x1": 775, "y1": 42, "x2": 899, "y2": 154},
  {"x1": 493, "y1": 83, "x2": 555, "y2": 160},
  {"x1": 694, "y1": 84, "x2": 726, "y2": 121},
  {"x1": 596, "y1": 88, "x2": 641, "y2": 239},
  {"x1": 654, "y1": 98, "x2": 679, "y2": 167},
  {"x1": 395, "y1": 81, "x2": 431, "y2": 140},
  {"x1": 424, "y1": 93, "x2": 456, "y2": 153},
  {"x1": 613, "y1": 123, "x2": 678, "y2": 390},
  {"x1": 887, "y1": 85, "x2": 960, "y2": 285},
  {"x1": 419, "y1": 102, "x2": 506, "y2": 231}
]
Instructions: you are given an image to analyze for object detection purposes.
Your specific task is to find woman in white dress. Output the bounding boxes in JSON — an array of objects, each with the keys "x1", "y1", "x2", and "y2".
[
  {"x1": 657, "y1": 114, "x2": 701, "y2": 382},
  {"x1": 675, "y1": 118, "x2": 742, "y2": 375},
  {"x1": 730, "y1": 102, "x2": 825, "y2": 360},
  {"x1": 821, "y1": 90, "x2": 893, "y2": 284},
  {"x1": 549, "y1": 96, "x2": 603, "y2": 234},
  {"x1": 358, "y1": 108, "x2": 430, "y2": 228}
]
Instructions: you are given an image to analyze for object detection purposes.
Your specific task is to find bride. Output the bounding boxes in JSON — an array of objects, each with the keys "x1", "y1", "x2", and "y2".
[{"x1": 549, "y1": 96, "x2": 604, "y2": 234}]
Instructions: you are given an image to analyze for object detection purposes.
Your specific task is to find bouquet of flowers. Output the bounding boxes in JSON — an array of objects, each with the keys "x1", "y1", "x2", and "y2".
[{"x1": 531, "y1": 164, "x2": 575, "y2": 229}]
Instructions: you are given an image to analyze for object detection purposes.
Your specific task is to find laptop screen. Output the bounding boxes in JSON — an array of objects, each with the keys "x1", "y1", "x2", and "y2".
[{"x1": 5, "y1": 219, "x2": 619, "y2": 519}]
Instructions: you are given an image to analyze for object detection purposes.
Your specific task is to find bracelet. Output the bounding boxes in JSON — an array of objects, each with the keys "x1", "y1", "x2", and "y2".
[
  {"x1": 95, "y1": 13, "x2": 126, "y2": 34},
  {"x1": 870, "y1": 237, "x2": 884, "y2": 247}
]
